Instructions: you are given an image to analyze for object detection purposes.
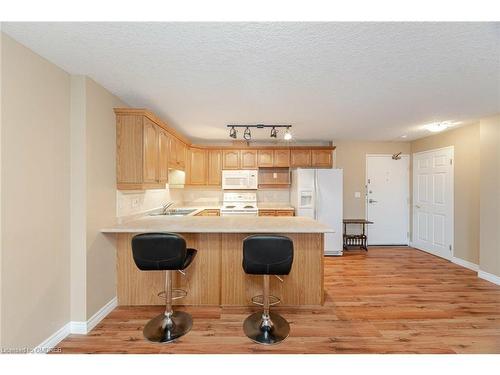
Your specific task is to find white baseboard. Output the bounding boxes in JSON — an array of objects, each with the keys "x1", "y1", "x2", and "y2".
[
  {"x1": 32, "y1": 296, "x2": 117, "y2": 353},
  {"x1": 31, "y1": 322, "x2": 71, "y2": 354},
  {"x1": 452, "y1": 257, "x2": 479, "y2": 272},
  {"x1": 478, "y1": 270, "x2": 500, "y2": 286},
  {"x1": 71, "y1": 296, "x2": 118, "y2": 334}
]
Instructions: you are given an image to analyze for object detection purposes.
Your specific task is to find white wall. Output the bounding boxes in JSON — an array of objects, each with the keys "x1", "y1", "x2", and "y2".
[{"x1": 1, "y1": 32, "x2": 71, "y2": 349}]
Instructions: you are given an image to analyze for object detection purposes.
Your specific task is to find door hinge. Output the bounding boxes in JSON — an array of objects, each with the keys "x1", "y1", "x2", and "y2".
[
  {"x1": 450, "y1": 159, "x2": 453, "y2": 165},
  {"x1": 449, "y1": 245, "x2": 452, "y2": 251}
]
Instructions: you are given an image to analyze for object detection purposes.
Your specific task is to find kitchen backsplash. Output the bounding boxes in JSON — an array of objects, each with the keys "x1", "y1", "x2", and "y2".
[{"x1": 117, "y1": 186, "x2": 291, "y2": 218}]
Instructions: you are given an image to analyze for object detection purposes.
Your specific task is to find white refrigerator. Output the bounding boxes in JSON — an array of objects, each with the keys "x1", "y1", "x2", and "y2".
[{"x1": 291, "y1": 168, "x2": 343, "y2": 256}]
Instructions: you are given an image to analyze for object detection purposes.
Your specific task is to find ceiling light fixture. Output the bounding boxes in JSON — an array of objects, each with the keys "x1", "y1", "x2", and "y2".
[
  {"x1": 424, "y1": 121, "x2": 453, "y2": 133},
  {"x1": 284, "y1": 127, "x2": 292, "y2": 141},
  {"x1": 229, "y1": 126, "x2": 237, "y2": 139},
  {"x1": 243, "y1": 127, "x2": 252, "y2": 140},
  {"x1": 226, "y1": 124, "x2": 292, "y2": 140}
]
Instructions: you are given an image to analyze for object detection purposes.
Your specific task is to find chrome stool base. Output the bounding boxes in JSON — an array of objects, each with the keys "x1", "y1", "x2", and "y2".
[
  {"x1": 143, "y1": 311, "x2": 193, "y2": 343},
  {"x1": 243, "y1": 311, "x2": 290, "y2": 345}
]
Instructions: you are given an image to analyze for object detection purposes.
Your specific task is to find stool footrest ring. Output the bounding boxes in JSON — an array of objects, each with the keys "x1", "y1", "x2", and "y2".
[
  {"x1": 157, "y1": 288, "x2": 188, "y2": 301},
  {"x1": 251, "y1": 294, "x2": 281, "y2": 306}
]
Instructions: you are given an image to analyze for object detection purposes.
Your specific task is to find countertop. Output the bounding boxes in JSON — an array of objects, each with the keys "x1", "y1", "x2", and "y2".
[{"x1": 102, "y1": 215, "x2": 333, "y2": 234}]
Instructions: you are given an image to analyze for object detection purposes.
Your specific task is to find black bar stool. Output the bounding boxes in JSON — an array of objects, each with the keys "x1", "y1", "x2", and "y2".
[
  {"x1": 131, "y1": 232, "x2": 197, "y2": 343},
  {"x1": 242, "y1": 234, "x2": 294, "y2": 345}
]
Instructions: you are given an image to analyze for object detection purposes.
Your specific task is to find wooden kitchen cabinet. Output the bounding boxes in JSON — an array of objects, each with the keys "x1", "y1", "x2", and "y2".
[
  {"x1": 116, "y1": 114, "x2": 164, "y2": 190},
  {"x1": 207, "y1": 150, "x2": 222, "y2": 185},
  {"x1": 240, "y1": 150, "x2": 258, "y2": 168},
  {"x1": 258, "y1": 209, "x2": 294, "y2": 216},
  {"x1": 258, "y1": 150, "x2": 274, "y2": 167},
  {"x1": 258, "y1": 168, "x2": 291, "y2": 188},
  {"x1": 223, "y1": 150, "x2": 240, "y2": 169},
  {"x1": 175, "y1": 139, "x2": 186, "y2": 169},
  {"x1": 196, "y1": 209, "x2": 220, "y2": 216},
  {"x1": 273, "y1": 149, "x2": 290, "y2": 167},
  {"x1": 311, "y1": 149, "x2": 332, "y2": 168},
  {"x1": 291, "y1": 149, "x2": 312, "y2": 168},
  {"x1": 158, "y1": 129, "x2": 170, "y2": 183},
  {"x1": 187, "y1": 147, "x2": 207, "y2": 185}
]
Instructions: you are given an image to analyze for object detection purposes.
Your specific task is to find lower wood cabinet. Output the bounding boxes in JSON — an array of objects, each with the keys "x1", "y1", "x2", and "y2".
[
  {"x1": 196, "y1": 209, "x2": 220, "y2": 216},
  {"x1": 258, "y1": 209, "x2": 294, "y2": 216}
]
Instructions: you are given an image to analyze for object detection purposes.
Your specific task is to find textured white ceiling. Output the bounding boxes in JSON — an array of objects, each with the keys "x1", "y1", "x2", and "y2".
[{"x1": 3, "y1": 22, "x2": 499, "y2": 141}]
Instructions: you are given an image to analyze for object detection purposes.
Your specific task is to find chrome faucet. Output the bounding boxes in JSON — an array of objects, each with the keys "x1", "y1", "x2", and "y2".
[{"x1": 162, "y1": 201, "x2": 174, "y2": 214}]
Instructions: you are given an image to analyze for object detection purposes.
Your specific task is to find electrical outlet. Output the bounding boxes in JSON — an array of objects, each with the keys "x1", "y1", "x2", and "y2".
[
  {"x1": 273, "y1": 173, "x2": 277, "y2": 179},
  {"x1": 354, "y1": 192, "x2": 361, "y2": 198},
  {"x1": 131, "y1": 198, "x2": 139, "y2": 208}
]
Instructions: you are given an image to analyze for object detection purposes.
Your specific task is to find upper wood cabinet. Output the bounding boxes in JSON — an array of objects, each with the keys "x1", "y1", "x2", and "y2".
[
  {"x1": 117, "y1": 114, "x2": 164, "y2": 190},
  {"x1": 258, "y1": 150, "x2": 274, "y2": 167},
  {"x1": 207, "y1": 150, "x2": 222, "y2": 185},
  {"x1": 187, "y1": 148, "x2": 207, "y2": 185},
  {"x1": 223, "y1": 150, "x2": 240, "y2": 169},
  {"x1": 291, "y1": 149, "x2": 312, "y2": 168},
  {"x1": 273, "y1": 149, "x2": 290, "y2": 167},
  {"x1": 158, "y1": 129, "x2": 170, "y2": 183},
  {"x1": 241, "y1": 150, "x2": 258, "y2": 169},
  {"x1": 311, "y1": 150, "x2": 332, "y2": 168},
  {"x1": 175, "y1": 139, "x2": 186, "y2": 170}
]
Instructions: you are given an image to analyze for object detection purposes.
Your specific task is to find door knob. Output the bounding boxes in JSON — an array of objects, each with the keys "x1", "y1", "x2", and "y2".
[
  {"x1": 415, "y1": 205, "x2": 421, "y2": 209},
  {"x1": 368, "y1": 199, "x2": 378, "y2": 203}
]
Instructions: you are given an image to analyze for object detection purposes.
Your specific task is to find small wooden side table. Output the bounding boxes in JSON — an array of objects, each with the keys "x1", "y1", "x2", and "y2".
[{"x1": 343, "y1": 219, "x2": 374, "y2": 251}]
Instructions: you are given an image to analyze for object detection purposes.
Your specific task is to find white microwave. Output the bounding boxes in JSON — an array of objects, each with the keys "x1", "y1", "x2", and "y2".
[{"x1": 222, "y1": 170, "x2": 258, "y2": 190}]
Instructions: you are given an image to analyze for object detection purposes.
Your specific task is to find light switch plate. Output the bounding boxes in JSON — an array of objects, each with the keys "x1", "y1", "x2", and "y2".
[{"x1": 354, "y1": 192, "x2": 361, "y2": 198}]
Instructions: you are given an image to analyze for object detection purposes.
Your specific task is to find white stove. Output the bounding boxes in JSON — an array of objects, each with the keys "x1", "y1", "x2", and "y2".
[{"x1": 220, "y1": 192, "x2": 258, "y2": 216}]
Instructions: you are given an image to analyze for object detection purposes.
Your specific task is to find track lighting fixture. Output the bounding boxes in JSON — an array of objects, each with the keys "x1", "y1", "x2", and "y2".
[
  {"x1": 226, "y1": 124, "x2": 292, "y2": 140},
  {"x1": 270, "y1": 127, "x2": 278, "y2": 138},
  {"x1": 229, "y1": 126, "x2": 237, "y2": 139},
  {"x1": 243, "y1": 127, "x2": 252, "y2": 140}
]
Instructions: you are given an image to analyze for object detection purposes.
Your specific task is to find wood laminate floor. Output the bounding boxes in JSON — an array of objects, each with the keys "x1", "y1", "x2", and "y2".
[{"x1": 55, "y1": 247, "x2": 500, "y2": 354}]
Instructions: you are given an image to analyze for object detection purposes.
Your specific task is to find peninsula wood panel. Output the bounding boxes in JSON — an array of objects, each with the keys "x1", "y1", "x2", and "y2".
[
  {"x1": 220, "y1": 233, "x2": 324, "y2": 305},
  {"x1": 116, "y1": 232, "x2": 323, "y2": 306},
  {"x1": 116, "y1": 233, "x2": 221, "y2": 305}
]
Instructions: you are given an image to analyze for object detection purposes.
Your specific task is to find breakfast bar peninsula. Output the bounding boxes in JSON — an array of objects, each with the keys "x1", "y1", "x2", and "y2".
[{"x1": 102, "y1": 216, "x2": 332, "y2": 307}]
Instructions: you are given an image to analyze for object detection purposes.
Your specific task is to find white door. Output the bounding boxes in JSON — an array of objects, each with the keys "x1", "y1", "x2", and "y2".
[
  {"x1": 366, "y1": 155, "x2": 409, "y2": 245},
  {"x1": 412, "y1": 147, "x2": 454, "y2": 260}
]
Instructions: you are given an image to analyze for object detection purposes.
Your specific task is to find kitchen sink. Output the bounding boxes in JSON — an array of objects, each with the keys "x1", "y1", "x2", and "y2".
[{"x1": 149, "y1": 208, "x2": 197, "y2": 216}]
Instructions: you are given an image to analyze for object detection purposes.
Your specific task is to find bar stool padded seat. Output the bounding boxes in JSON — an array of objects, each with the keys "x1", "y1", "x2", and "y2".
[
  {"x1": 243, "y1": 235, "x2": 293, "y2": 275},
  {"x1": 132, "y1": 233, "x2": 197, "y2": 271}
]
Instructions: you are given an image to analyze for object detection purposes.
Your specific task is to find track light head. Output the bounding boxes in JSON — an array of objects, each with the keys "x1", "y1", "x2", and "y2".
[
  {"x1": 229, "y1": 126, "x2": 237, "y2": 139},
  {"x1": 284, "y1": 127, "x2": 292, "y2": 141},
  {"x1": 270, "y1": 127, "x2": 278, "y2": 138},
  {"x1": 243, "y1": 127, "x2": 252, "y2": 141}
]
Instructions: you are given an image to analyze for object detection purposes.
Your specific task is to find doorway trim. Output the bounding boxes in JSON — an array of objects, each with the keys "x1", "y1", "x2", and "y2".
[
  {"x1": 365, "y1": 153, "x2": 410, "y2": 246},
  {"x1": 411, "y1": 146, "x2": 454, "y2": 260}
]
